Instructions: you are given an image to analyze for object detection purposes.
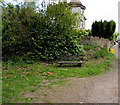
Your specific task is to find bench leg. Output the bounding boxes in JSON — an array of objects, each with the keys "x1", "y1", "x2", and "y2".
[
  {"x1": 77, "y1": 63, "x2": 82, "y2": 67},
  {"x1": 59, "y1": 63, "x2": 63, "y2": 67},
  {"x1": 58, "y1": 63, "x2": 63, "y2": 67}
]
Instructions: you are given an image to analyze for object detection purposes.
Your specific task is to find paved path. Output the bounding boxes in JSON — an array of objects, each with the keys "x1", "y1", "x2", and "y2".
[
  {"x1": 28, "y1": 44, "x2": 119, "y2": 103},
  {"x1": 113, "y1": 43, "x2": 120, "y2": 104}
]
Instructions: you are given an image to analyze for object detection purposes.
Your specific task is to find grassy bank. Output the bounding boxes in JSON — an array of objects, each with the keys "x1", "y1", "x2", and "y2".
[{"x1": 2, "y1": 54, "x2": 114, "y2": 103}]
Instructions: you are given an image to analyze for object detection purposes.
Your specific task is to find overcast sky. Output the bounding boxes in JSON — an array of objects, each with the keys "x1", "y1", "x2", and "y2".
[{"x1": 5, "y1": 0, "x2": 119, "y2": 32}]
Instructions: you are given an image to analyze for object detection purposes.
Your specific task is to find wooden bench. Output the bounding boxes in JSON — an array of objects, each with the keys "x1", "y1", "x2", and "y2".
[{"x1": 57, "y1": 54, "x2": 85, "y2": 67}]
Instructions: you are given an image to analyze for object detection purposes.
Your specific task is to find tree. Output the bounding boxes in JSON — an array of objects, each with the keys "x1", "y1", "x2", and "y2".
[
  {"x1": 33, "y1": 2, "x2": 82, "y2": 61},
  {"x1": 2, "y1": 2, "x2": 83, "y2": 61},
  {"x1": 91, "y1": 20, "x2": 116, "y2": 40},
  {"x1": 2, "y1": 2, "x2": 38, "y2": 60}
]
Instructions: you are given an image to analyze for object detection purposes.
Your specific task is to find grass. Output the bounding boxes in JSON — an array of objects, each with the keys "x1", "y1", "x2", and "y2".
[
  {"x1": 2, "y1": 56, "x2": 114, "y2": 103},
  {"x1": 2, "y1": 45, "x2": 115, "y2": 103}
]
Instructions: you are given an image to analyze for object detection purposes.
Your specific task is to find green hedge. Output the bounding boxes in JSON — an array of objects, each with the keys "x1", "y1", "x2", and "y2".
[{"x1": 91, "y1": 20, "x2": 116, "y2": 40}]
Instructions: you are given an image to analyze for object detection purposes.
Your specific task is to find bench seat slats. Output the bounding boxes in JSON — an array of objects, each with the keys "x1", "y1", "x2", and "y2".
[
  {"x1": 57, "y1": 54, "x2": 85, "y2": 67},
  {"x1": 58, "y1": 61, "x2": 83, "y2": 64},
  {"x1": 61, "y1": 57, "x2": 83, "y2": 60}
]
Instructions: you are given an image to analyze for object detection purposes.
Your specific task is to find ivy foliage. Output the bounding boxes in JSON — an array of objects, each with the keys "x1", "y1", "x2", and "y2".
[{"x1": 2, "y1": 2, "x2": 83, "y2": 62}]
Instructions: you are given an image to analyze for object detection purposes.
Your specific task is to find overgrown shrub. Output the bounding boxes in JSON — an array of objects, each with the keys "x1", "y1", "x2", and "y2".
[{"x1": 2, "y1": 2, "x2": 83, "y2": 62}]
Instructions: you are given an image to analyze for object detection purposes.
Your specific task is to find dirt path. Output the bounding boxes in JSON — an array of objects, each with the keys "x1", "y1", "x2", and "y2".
[
  {"x1": 25, "y1": 45, "x2": 119, "y2": 103},
  {"x1": 39, "y1": 62, "x2": 118, "y2": 103}
]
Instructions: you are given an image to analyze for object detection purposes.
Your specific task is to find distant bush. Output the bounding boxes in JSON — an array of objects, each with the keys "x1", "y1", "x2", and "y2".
[
  {"x1": 76, "y1": 29, "x2": 91, "y2": 38},
  {"x1": 91, "y1": 20, "x2": 116, "y2": 40}
]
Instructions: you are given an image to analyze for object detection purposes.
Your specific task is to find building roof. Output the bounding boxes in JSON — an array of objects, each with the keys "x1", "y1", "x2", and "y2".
[{"x1": 69, "y1": 0, "x2": 86, "y2": 10}]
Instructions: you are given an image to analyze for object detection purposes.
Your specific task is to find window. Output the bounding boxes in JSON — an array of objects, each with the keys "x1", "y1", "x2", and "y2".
[
  {"x1": 72, "y1": 7, "x2": 78, "y2": 13},
  {"x1": 81, "y1": 9, "x2": 84, "y2": 14},
  {"x1": 80, "y1": 21, "x2": 84, "y2": 29}
]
